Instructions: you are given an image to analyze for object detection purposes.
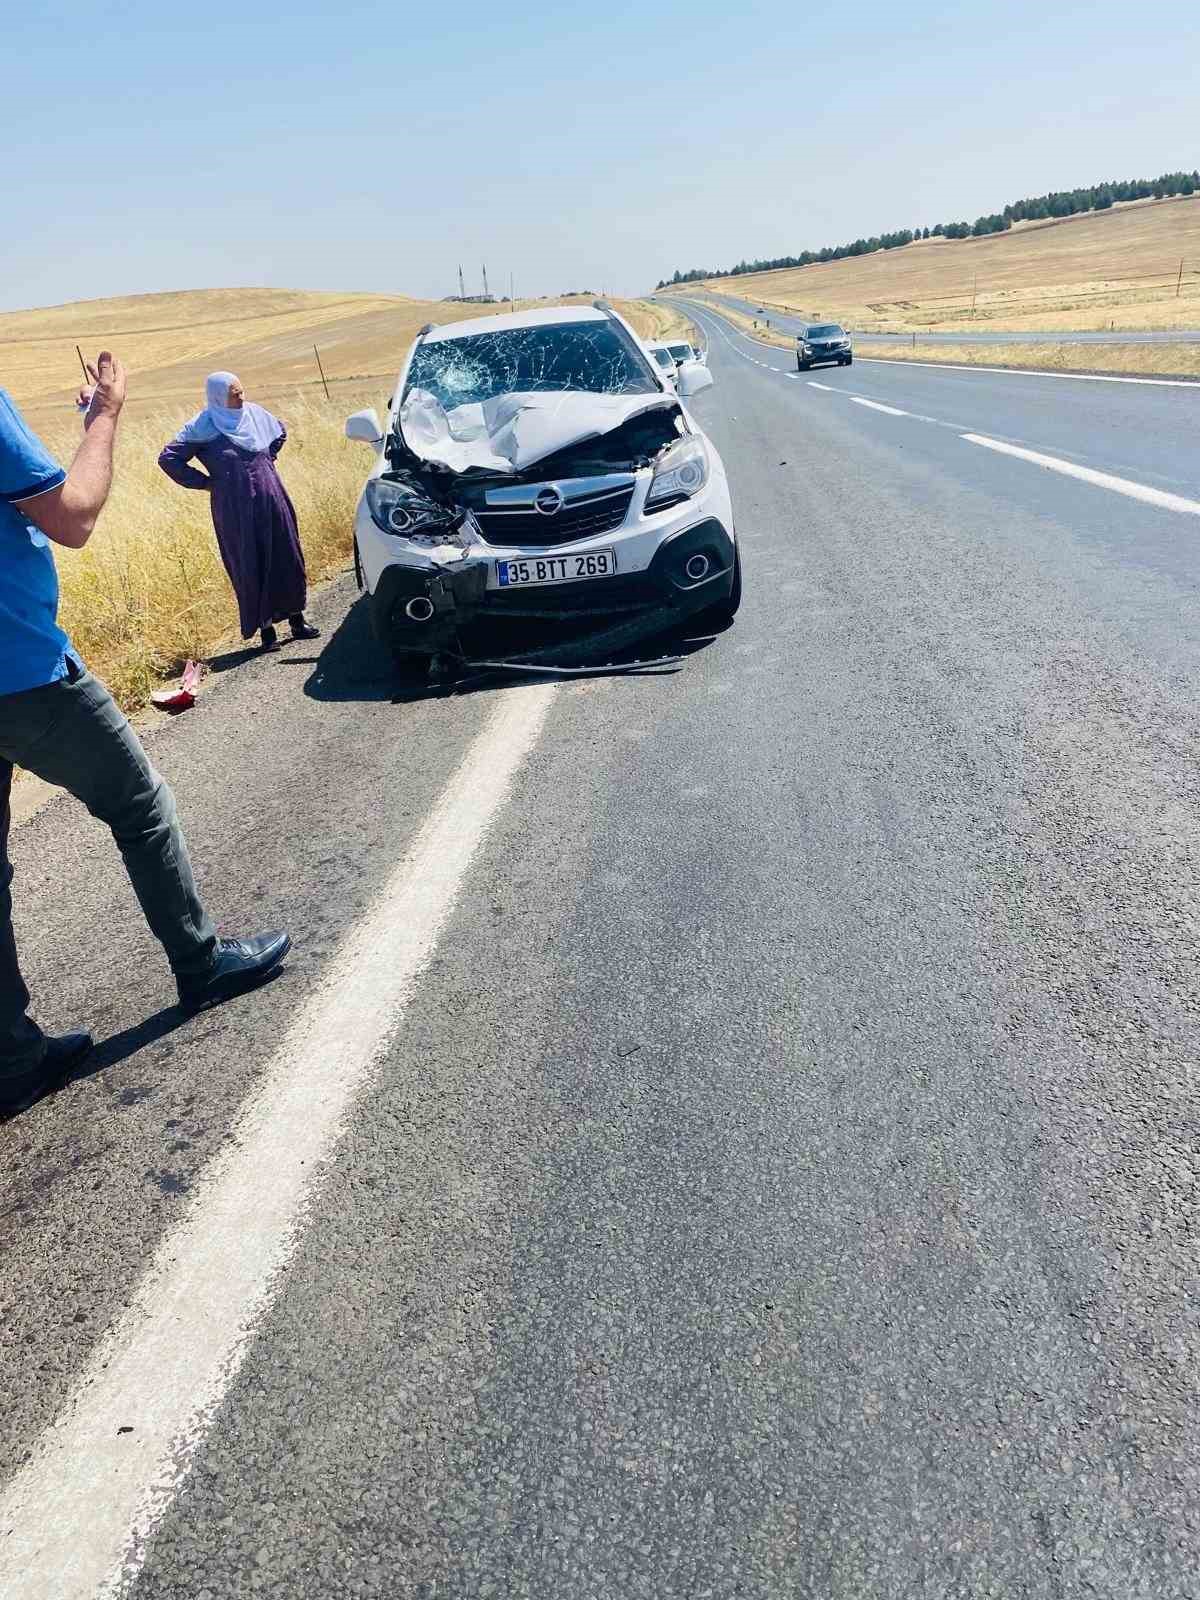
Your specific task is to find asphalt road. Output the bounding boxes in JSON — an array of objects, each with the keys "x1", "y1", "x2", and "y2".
[
  {"x1": 4, "y1": 306, "x2": 1200, "y2": 1597},
  {"x1": 686, "y1": 287, "x2": 1200, "y2": 344}
]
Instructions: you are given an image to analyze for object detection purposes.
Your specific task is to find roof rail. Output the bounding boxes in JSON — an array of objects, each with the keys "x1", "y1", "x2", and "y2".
[
  {"x1": 417, "y1": 322, "x2": 435, "y2": 336},
  {"x1": 592, "y1": 299, "x2": 613, "y2": 312}
]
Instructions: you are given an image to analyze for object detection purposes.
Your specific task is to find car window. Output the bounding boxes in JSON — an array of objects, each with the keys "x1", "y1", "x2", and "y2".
[
  {"x1": 405, "y1": 320, "x2": 658, "y2": 407},
  {"x1": 807, "y1": 325, "x2": 844, "y2": 338},
  {"x1": 667, "y1": 344, "x2": 691, "y2": 360},
  {"x1": 652, "y1": 348, "x2": 675, "y2": 368}
]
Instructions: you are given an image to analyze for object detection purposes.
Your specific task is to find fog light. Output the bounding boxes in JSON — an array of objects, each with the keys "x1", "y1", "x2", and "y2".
[
  {"x1": 404, "y1": 596, "x2": 435, "y2": 622},
  {"x1": 684, "y1": 553, "x2": 710, "y2": 582}
]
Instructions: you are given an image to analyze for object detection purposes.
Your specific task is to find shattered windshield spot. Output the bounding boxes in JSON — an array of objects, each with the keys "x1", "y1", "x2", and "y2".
[{"x1": 406, "y1": 321, "x2": 658, "y2": 409}]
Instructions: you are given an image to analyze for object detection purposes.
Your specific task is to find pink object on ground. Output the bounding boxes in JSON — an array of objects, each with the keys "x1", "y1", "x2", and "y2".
[{"x1": 150, "y1": 659, "x2": 205, "y2": 713}]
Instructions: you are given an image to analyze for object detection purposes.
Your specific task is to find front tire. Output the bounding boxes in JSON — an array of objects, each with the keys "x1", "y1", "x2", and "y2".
[
  {"x1": 843, "y1": 354, "x2": 853, "y2": 366},
  {"x1": 797, "y1": 359, "x2": 810, "y2": 371}
]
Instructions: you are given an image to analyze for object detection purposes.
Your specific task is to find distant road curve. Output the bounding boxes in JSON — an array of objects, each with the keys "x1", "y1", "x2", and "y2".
[{"x1": 672, "y1": 288, "x2": 1200, "y2": 345}]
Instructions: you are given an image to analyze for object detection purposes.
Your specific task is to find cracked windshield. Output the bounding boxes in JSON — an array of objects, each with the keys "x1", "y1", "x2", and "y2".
[{"x1": 404, "y1": 319, "x2": 658, "y2": 408}]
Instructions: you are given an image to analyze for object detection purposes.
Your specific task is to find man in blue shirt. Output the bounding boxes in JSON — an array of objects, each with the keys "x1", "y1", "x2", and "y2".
[{"x1": 1, "y1": 353, "x2": 292, "y2": 1115}]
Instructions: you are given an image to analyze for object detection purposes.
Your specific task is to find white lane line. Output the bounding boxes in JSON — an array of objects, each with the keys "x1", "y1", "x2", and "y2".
[
  {"x1": 0, "y1": 684, "x2": 557, "y2": 1600},
  {"x1": 962, "y1": 433, "x2": 1200, "y2": 515},
  {"x1": 851, "y1": 396, "x2": 910, "y2": 417},
  {"x1": 859, "y1": 356, "x2": 1200, "y2": 389},
  {"x1": 807, "y1": 381, "x2": 834, "y2": 391}
]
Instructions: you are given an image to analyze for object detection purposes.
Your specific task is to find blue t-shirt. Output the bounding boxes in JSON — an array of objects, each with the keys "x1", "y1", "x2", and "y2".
[{"x1": 0, "y1": 389, "x2": 74, "y2": 696}]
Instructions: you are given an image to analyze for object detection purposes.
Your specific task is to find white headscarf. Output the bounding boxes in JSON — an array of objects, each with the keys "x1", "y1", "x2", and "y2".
[{"x1": 174, "y1": 371, "x2": 283, "y2": 454}]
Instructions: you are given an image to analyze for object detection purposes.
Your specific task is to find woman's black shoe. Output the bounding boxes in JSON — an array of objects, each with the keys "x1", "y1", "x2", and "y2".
[
  {"x1": 260, "y1": 626, "x2": 281, "y2": 653},
  {"x1": 288, "y1": 615, "x2": 320, "y2": 641}
]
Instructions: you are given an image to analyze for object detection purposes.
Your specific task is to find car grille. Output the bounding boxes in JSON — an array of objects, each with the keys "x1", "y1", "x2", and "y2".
[{"x1": 474, "y1": 484, "x2": 635, "y2": 548}]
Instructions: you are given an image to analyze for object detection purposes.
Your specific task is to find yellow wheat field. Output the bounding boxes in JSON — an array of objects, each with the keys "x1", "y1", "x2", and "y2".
[{"x1": 678, "y1": 195, "x2": 1200, "y2": 335}]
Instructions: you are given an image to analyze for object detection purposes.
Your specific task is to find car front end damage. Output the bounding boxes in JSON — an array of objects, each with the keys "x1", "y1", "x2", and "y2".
[{"x1": 352, "y1": 339, "x2": 737, "y2": 676}]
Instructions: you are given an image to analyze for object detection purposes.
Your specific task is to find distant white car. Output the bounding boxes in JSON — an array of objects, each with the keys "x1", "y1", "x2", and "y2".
[
  {"x1": 345, "y1": 303, "x2": 740, "y2": 675},
  {"x1": 645, "y1": 341, "x2": 681, "y2": 388}
]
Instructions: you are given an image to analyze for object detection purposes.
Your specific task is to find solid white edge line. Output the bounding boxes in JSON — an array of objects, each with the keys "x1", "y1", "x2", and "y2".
[
  {"x1": 851, "y1": 397, "x2": 910, "y2": 417},
  {"x1": 807, "y1": 382, "x2": 834, "y2": 391},
  {"x1": 962, "y1": 433, "x2": 1200, "y2": 515},
  {"x1": 0, "y1": 684, "x2": 557, "y2": 1600}
]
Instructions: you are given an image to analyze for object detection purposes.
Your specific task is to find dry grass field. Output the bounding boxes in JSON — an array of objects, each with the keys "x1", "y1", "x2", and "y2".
[
  {"x1": 679, "y1": 195, "x2": 1200, "y2": 335},
  {"x1": 1, "y1": 287, "x2": 669, "y2": 710},
  {"x1": 5, "y1": 288, "x2": 669, "y2": 419}
]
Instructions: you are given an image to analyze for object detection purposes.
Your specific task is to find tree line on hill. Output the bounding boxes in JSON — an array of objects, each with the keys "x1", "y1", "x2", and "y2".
[{"x1": 656, "y1": 169, "x2": 1200, "y2": 287}]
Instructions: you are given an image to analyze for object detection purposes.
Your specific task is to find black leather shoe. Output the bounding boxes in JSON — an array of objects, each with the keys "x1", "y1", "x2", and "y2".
[
  {"x1": 289, "y1": 621, "x2": 320, "y2": 641},
  {"x1": 0, "y1": 1030, "x2": 94, "y2": 1116},
  {"x1": 177, "y1": 932, "x2": 291, "y2": 1014}
]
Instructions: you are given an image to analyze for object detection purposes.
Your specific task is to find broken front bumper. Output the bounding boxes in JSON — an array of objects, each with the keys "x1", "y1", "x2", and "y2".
[{"x1": 368, "y1": 518, "x2": 736, "y2": 661}]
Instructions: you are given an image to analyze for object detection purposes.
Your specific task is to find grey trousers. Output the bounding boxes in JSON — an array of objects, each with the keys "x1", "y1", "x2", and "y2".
[{"x1": 0, "y1": 665, "x2": 217, "y2": 1071}]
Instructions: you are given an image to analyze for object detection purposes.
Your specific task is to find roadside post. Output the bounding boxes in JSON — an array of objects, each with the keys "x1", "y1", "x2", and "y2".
[{"x1": 313, "y1": 345, "x2": 331, "y2": 402}]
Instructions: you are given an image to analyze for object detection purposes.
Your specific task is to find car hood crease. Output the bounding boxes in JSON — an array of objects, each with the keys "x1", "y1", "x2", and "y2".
[{"x1": 399, "y1": 388, "x2": 680, "y2": 476}]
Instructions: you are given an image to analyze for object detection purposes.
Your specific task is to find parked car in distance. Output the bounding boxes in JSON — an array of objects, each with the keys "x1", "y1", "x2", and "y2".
[
  {"x1": 666, "y1": 339, "x2": 705, "y2": 367},
  {"x1": 344, "y1": 303, "x2": 739, "y2": 677},
  {"x1": 796, "y1": 323, "x2": 853, "y2": 370},
  {"x1": 646, "y1": 341, "x2": 681, "y2": 387}
]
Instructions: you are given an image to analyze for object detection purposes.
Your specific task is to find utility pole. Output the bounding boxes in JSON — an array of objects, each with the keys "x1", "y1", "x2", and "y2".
[
  {"x1": 1178, "y1": 257, "x2": 1185, "y2": 297},
  {"x1": 971, "y1": 274, "x2": 978, "y2": 315},
  {"x1": 510, "y1": 272, "x2": 515, "y2": 313},
  {"x1": 458, "y1": 264, "x2": 466, "y2": 301},
  {"x1": 482, "y1": 263, "x2": 489, "y2": 300}
]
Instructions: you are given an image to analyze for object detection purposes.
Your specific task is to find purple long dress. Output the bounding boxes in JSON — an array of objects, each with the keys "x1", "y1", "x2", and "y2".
[{"x1": 158, "y1": 427, "x2": 308, "y2": 639}]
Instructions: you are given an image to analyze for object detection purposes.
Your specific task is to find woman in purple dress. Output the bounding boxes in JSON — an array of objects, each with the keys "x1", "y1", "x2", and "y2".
[{"x1": 159, "y1": 372, "x2": 319, "y2": 652}]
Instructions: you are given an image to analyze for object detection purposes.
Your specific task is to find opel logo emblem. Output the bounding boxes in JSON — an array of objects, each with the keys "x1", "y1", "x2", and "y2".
[{"x1": 534, "y1": 485, "x2": 564, "y2": 516}]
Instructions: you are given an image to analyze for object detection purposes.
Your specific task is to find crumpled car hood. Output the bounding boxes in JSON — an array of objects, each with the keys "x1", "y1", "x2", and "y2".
[{"x1": 400, "y1": 388, "x2": 679, "y2": 476}]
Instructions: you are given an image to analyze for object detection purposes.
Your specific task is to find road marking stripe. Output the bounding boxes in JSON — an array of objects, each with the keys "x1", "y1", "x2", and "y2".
[
  {"x1": 860, "y1": 356, "x2": 1200, "y2": 389},
  {"x1": 962, "y1": 434, "x2": 1200, "y2": 515},
  {"x1": 0, "y1": 684, "x2": 557, "y2": 1600},
  {"x1": 807, "y1": 381, "x2": 834, "y2": 391},
  {"x1": 851, "y1": 397, "x2": 910, "y2": 417}
]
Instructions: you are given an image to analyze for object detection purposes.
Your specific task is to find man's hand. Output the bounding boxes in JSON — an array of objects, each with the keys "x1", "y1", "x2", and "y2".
[
  {"x1": 16, "y1": 350, "x2": 125, "y2": 548},
  {"x1": 83, "y1": 351, "x2": 126, "y2": 428}
]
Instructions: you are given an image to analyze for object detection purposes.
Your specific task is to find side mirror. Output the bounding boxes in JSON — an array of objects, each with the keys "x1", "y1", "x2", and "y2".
[
  {"x1": 675, "y1": 362, "x2": 713, "y2": 399},
  {"x1": 345, "y1": 408, "x2": 384, "y2": 445}
]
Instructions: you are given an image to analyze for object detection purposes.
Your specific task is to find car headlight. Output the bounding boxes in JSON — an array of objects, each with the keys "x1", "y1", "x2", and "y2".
[
  {"x1": 645, "y1": 436, "x2": 709, "y2": 512},
  {"x1": 365, "y1": 477, "x2": 456, "y2": 538}
]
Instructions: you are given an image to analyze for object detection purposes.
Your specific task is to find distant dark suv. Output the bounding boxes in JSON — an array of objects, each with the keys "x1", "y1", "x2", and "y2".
[{"x1": 796, "y1": 323, "x2": 852, "y2": 371}]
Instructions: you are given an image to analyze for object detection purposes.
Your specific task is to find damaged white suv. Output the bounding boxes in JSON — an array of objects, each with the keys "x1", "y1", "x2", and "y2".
[{"x1": 344, "y1": 302, "x2": 740, "y2": 674}]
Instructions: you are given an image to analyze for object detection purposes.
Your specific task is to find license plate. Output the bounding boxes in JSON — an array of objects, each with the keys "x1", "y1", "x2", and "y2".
[{"x1": 496, "y1": 549, "x2": 617, "y2": 588}]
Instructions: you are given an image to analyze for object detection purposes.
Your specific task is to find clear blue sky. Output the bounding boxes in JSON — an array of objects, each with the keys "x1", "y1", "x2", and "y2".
[{"x1": 3, "y1": 0, "x2": 1197, "y2": 311}]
